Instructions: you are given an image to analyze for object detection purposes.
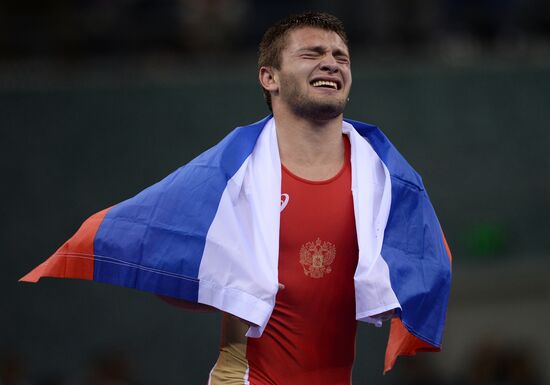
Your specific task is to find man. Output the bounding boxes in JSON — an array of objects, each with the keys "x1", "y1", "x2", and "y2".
[
  {"x1": 206, "y1": 13, "x2": 391, "y2": 385},
  {"x1": 22, "y1": 12, "x2": 451, "y2": 385}
]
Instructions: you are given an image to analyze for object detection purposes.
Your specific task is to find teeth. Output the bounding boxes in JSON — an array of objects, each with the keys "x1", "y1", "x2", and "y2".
[{"x1": 312, "y1": 80, "x2": 338, "y2": 89}]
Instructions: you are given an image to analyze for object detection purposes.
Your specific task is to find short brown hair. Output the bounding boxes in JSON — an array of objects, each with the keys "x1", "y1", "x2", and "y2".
[{"x1": 258, "y1": 12, "x2": 349, "y2": 111}]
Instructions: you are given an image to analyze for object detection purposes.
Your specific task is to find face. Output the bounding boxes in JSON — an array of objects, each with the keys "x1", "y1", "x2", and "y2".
[{"x1": 269, "y1": 27, "x2": 352, "y2": 121}]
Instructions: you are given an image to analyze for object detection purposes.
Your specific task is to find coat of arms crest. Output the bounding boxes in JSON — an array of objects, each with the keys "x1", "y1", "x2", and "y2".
[{"x1": 299, "y1": 238, "x2": 336, "y2": 278}]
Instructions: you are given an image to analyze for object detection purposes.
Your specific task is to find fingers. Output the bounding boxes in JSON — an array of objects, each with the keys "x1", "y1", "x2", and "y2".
[{"x1": 278, "y1": 283, "x2": 285, "y2": 291}]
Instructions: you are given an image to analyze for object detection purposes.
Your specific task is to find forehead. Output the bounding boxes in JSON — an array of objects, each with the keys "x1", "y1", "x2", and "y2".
[{"x1": 282, "y1": 26, "x2": 349, "y2": 54}]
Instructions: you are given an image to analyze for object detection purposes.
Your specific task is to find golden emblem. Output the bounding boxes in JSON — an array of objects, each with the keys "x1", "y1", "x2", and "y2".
[{"x1": 299, "y1": 238, "x2": 336, "y2": 278}]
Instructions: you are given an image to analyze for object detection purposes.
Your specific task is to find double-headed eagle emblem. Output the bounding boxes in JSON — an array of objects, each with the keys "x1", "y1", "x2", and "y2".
[{"x1": 299, "y1": 238, "x2": 336, "y2": 278}]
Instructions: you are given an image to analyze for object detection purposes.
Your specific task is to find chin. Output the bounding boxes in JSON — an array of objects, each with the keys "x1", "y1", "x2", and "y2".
[{"x1": 293, "y1": 99, "x2": 347, "y2": 121}]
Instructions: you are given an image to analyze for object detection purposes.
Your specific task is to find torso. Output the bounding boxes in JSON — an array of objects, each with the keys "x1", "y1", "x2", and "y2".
[{"x1": 208, "y1": 136, "x2": 358, "y2": 385}]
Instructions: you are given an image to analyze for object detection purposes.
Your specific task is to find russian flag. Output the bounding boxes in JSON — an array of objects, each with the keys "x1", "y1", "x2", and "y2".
[{"x1": 21, "y1": 116, "x2": 451, "y2": 372}]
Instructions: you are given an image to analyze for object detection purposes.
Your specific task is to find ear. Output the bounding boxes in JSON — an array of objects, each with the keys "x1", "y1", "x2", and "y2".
[{"x1": 259, "y1": 66, "x2": 279, "y2": 93}]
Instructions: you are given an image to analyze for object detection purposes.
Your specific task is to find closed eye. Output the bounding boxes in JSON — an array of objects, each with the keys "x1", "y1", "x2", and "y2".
[
  {"x1": 300, "y1": 52, "x2": 322, "y2": 59},
  {"x1": 334, "y1": 51, "x2": 350, "y2": 64}
]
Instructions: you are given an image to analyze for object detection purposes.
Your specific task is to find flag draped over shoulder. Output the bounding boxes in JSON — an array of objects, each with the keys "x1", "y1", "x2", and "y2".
[{"x1": 21, "y1": 115, "x2": 452, "y2": 372}]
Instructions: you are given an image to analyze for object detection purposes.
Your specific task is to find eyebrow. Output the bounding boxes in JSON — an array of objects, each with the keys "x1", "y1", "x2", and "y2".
[{"x1": 297, "y1": 46, "x2": 349, "y2": 57}]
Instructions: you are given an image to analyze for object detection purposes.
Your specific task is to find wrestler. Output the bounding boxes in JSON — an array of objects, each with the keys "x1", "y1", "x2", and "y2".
[{"x1": 21, "y1": 12, "x2": 452, "y2": 385}]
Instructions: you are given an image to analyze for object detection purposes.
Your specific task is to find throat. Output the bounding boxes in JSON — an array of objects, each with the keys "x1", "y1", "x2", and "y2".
[{"x1": 274, "y1": 115, "x2": 347, "y2": 181}]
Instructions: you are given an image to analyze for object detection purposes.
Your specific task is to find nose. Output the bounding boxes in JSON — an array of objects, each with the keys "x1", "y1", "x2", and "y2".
[{"x1": 320, "y1": 54, "x2": 338, "y2": 73}]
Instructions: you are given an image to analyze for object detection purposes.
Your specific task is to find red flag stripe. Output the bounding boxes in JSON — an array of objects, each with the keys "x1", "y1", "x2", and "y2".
[{"x1": 20, "y1": 208, "x2": 110, "y2": 282}]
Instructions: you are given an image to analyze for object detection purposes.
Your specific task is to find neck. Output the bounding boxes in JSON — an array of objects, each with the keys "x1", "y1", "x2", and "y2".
[{"x1": 273, "y1": 111, "x2": 345, "y2": 181}]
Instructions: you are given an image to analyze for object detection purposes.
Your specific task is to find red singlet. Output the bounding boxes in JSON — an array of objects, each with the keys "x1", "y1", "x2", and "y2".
[{"x1": 209, "y1": 136, "x2": 358, "y2": 385}]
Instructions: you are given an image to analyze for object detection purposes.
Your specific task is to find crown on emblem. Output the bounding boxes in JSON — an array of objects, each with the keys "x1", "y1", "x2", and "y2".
[{"x1": 299, "y1": 238, "x2": 336, "y2": 278}]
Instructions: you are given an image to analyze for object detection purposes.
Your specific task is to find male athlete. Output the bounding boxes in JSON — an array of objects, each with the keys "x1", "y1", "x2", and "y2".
[
  {"x1": 21, "y1": 12, "x2": 452, "y2": 385},
  {"x1": 208, "y1": 12, "x2": 390, "y2": 385}
]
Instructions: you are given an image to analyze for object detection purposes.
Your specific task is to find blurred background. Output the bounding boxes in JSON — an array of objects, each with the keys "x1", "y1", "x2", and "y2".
[{"x1": 1, "y1": 0, "x2": 549, "y2": 384}]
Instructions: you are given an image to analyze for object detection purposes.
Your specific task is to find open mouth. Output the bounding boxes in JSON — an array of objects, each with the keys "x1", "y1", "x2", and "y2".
[{"x1": 310, "y1": 80, "x2": 340, "y2": 90}]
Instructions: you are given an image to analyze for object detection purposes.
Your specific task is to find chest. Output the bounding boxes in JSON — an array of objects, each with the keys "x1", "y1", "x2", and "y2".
[{"x1": 278, "y1": 161, "x2": 358, "y2": 309}]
